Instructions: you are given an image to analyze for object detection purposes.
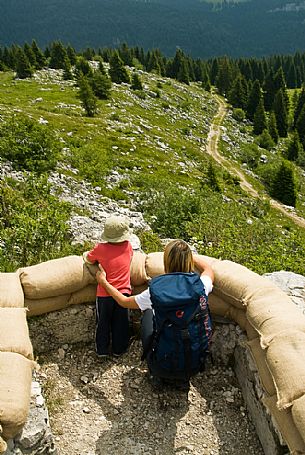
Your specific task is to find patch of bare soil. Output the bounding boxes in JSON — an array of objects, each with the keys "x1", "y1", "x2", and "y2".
[{"x1": 37, "y1": 339, "x2": 264, "y2": 455}]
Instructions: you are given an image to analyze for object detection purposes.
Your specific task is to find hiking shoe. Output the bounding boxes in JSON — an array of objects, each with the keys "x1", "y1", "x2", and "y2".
[
  {"x1": 148, "y1": 374, "x2": 164, "y2": 390},
  {"x1": 96, "y1": 354, "x2": 110, "y2": 361}
]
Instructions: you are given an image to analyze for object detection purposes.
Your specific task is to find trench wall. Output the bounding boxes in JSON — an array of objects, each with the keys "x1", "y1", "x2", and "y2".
[{"x1": 0, "y1": 252, "x2": 304, "y2": 454}]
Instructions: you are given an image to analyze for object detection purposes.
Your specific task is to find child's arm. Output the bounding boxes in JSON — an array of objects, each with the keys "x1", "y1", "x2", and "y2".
[{"x1": 96, "y1": 265, "x2": 139, "y2": 310}]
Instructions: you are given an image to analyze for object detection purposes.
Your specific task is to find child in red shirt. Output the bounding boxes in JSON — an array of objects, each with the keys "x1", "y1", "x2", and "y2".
[{"x1": 84, "y1": 215, "x2": 133, "y2": 358}]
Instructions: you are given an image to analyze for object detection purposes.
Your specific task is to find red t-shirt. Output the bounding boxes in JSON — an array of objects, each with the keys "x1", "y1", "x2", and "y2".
[{"x1": 87, "y1": 241, "x2": 133, "y2": 297}]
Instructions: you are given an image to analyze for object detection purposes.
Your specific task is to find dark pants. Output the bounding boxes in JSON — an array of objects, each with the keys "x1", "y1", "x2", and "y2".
[{"x1": 96, "y1": 296, "x2": 129, "y2": 356}]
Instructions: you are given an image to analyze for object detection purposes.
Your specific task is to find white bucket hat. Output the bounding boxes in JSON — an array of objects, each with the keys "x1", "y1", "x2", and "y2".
[{"x1": 101, "y1": 215, "x2": 131, "y2": 243}]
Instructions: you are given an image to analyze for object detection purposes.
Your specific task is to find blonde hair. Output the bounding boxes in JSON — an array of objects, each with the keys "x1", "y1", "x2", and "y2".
[{"x1": 163, "y1": 239, "x2": 194, "y2": 274}]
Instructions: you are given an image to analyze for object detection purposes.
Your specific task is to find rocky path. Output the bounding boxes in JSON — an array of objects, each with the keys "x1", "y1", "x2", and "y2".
[
  {"x1": 38, "y1": 339, "x2": 264, "y2": 455},
  {"x1": 205, "y1": 94, "x2": 305, "y2": 229}
]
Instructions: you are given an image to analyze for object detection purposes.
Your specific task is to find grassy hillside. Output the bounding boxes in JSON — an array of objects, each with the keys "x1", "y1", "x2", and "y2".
[{"x1": 0, "y1": 66, "x2": 305, "y2": 275}]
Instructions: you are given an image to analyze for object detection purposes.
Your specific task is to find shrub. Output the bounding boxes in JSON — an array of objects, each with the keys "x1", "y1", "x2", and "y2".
[
  {"x1": 232, "y1": 108, "x2": 245, "y2": 122},
  {"x1": 0, "y1": 114, "x2": 61, "y2": 173}
]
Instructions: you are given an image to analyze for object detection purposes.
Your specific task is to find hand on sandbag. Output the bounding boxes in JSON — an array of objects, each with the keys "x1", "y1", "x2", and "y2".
[{"x1": 96, "y1": 264, "x2": 107, "y2": 286}]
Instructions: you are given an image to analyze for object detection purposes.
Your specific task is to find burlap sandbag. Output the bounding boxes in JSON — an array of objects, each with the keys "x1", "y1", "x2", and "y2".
[
  {"x1": 0, "y1": 437, "x2": 7, "y2": 455},
  {"x1": 264, "y1": 395, "x2": 305, "y2": 454},
  {"x1": 130, "y1": 251, "x2": 148, "y2": 286},
  {"x1": 247, "y1": 338, "x2": 276, "y2": 396},
  {"x1": 291, "y1": 395, "x2": 305, "y2": 445},
  {"x1": 0, "y1": 352, "x2": 34, "y2": 440},
  {"x1": 212, "y1": 260, "x2": 276, "y2": 310},
  {"x1": 25, "y1": 294, "x2": 71, "y2": 317},
  {"x1": 0, "y1": 308, "x2": 33, "y2": 360},
  {"x1": 68, "y1": 285, "x2": 96, "y2": 305},
  {"x1": 246, "y1": 294, "x2": 305, "y2": 348},
  {"x1": 145, "y1": 252, "x2": 165, "y2": 278},
  {"x1": 265, "y1": 330, "x2": 305, "y2": 409},
  {"x1": 19, "y1": 256, "x2": 96, "y2": 299},
  {"x1": 245, "y1": 321, "x2": 260, "y2": 341},
  {"x1": 0, "y1": 272, "x2": 24, "y2": 308},
  {"x1": 208, "y1": 294, "x2": 230, "y2": 316}
]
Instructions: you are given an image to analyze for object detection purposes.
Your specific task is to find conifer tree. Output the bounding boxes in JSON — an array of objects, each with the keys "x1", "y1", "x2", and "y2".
[
  {"x1": 23, "y1": 42, "x2": 37, "y2": 68},
  {"x1": 66, "y1": 44, "x2": 77, "y2": 65},
  {"x1": 268, "y1": 111, "x2": 279, "y2": 144},
  {"x1": 271, "y1": 160, "x2": 297, "y2": 207},
  {"x1": 228, "y1": 74, "x2": 248, "y2": 110},
  {"x1": 62, "y1": 56, "x2": 73, "y2": 80},
  {"x1": 74, "y1": 56, "x2": 93, "y2": 79},
  {"x1": 109, "y1": 52, "x2": 130, "y2": 84},
  {"x1": 215, "y1": 57, "x2": 234, "y2": 95},
  {"x1": 15, "y1": 49, "x2": 33, "y2": 79},
  {"x1": 273, "y1": 89, "x2": 288, "y2": 137},
  {"x1": 78, "y1": 76, "x2": 97, "y2": 117},
  {"x1": 287, "y1": 131, "x2": 303, "y2": 162},
  {"x1": 263, "y1": 70, "x2": 276, "y2": 111},
  {"x1": 253, "y1": 98, "x2": 267, "y2": 135},
  {"x1": 294, "y1": 86, "x2": 305, "y2": 127},
  {"x1": 296, "y1": 104, "x2": 305, "y2": 146},
  {"x1": 91, "y1": 70, "x2": 112, "y2": 99},
  {"x1": 246, "y1": 80, "x2": 261, "y2": 120},
  {"x1": 131, "y1": 72, "x2": 143, "y2": 91},
  {"x1": 49, "y1": 41, "x2": 69, "y2": 69},
  {"x1": 31, "y1": 40, "x2": 46, "y2": 69},
  {"x1": 257, "y1": 129, "x2": 275, "y2": 150}
]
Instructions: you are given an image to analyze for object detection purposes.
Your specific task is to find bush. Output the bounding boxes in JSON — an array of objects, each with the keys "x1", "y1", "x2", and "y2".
[
  {"x1": 232, "y1": 108, "x2": 245, "y2": 122},
  {"x1": 0, "y1": 175, "x2": 74, "y2": 270},
  {"x1": 0, "y1": 114, "x2": 61, "y2": 173}
]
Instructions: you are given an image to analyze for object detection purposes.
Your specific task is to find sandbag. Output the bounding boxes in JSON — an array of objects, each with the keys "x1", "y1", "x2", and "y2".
[
  {"x1": 132, "y1": 283, "x2": 149, "y2": 296},
  {"x1": 19, "y1": 256, "x2": 96, "y2": 299},
  {"x1": 291, "y1": 395, "x2": 305, "y2": 445},
  {"x1": 265, "y1": 330, "x2": 305, "y2": 409},
  {"x1": 25, "y1": 294, "x2": 71, "y2": 317},
  {"x1": 247, "y1": 338, "x2": 276, "y2": 396},
  {"x1": 208, "y1": 294, "x2": 230, "y2": 316},
  {"x1": 68, "y1": 285, "x2": 96, "y2": 305},
  {"x1": 246, "y1": 294, "x2": 305, "y2": 347},
  {"x1": 145, "y1": 252, "x2": 164, "y2": 278},
  {"x1": 0, "y1": 308, "x2": 33, "y2": 360},
  {"x1": 0, "y1": 352, "x2": 34, "y2": 440},
  {"x1": 130, "y1": 251, "x2": 148, "y2": 286},
  {"x1": 212, "y1": 260, "x2": 275, "y2": 310},
  {"x1": 264, "y1": 395, "x2": 305, "y2": 454},
  {"x1": 0, "y1": 272, "x2": 24, "y2": 308}
]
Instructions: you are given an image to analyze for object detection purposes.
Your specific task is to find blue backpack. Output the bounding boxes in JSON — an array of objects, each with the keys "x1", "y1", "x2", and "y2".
[{"x1": 143, "y1": 272, "x2": 212, "y2": 380}]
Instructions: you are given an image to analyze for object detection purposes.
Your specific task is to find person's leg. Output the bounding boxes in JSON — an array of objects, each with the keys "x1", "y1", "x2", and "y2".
[
  {"x1": 141, "y1": 309, "x2": 154, "y2": 353},
  {"x1": 95, "y1": 296, "x2": 114, "y2": 356},
  {"x1": 111, "y1": 298, "x2": 129, "y2": 356}
]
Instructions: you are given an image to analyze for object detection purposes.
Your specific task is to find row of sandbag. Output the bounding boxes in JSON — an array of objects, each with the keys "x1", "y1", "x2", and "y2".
[{"x1": 0, "y1": 273, "x2": 35, "y2": 454}]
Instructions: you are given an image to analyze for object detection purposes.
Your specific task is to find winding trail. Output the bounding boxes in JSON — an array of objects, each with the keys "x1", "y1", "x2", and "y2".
[{"x1": 205, "y1": 94, "x2": 305, "y2": 229}]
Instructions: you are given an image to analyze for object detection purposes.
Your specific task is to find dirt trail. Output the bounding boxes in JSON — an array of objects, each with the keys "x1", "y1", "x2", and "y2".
[{"x1": 205, "y1": 94, "x2": 305, "y2": 229}]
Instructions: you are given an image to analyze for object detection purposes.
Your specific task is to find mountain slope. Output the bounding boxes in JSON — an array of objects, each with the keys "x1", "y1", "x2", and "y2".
[{"x1": 1, "y1": 0, "x2": 305, "y2": 57}]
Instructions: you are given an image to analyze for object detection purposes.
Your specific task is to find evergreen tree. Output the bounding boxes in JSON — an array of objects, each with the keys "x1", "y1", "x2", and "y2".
[
  {"x1": 31, "y1": 40, "x2": 46, "y2": 69},
  {"x1": 109, "y1": 52, "x2": 130, "y2": 84},
  {"x1": 263, "y1": 70, "x2": 276, "y2": 111},
  {"x1": 271, "y1": 160, "x2": 297, "y2": 207},
  {"x1": 293, "y1": 86, "x2": 305, "y2": 127},
  {"x1": 177, "y1": 59, "x2": 190, "y2": 85},
  {"x1": 74, "y1": 56, "x2": 93, "y2": 79},
  {"x1": 215, "y1": 57, "x2": 234, "y2": 95},
  {"x1": 23, "y1": 42, "x2": 37, "y2": 68},
  {"x1": 62, "y1": 56, "x2": 73, "y2": 80},
  {"x1": 49, "y1": 41, "x2": 69, "y2": 69},
  {"x1": 257, "y1": 129, "x2": 274, "y2": 150},
  {"x1": 78, "y1": 76, "x2": 97, "y2": 117},
  {"x1": 66, "y1": 44, "x2": 77, "y2": 65},
  {"x1": 253, "y1": 98, "x2": 267, "y2": 135},
  {"x1": 15, "y1": 49, "x2": 33, "y2": 79},
  {"x1": 287, "y1": 131, "x2": 303, "y2": 162},
  {"x1": 246, "y1": 80, "x2": 261, "y2": 120},
  {"x1": 268, "y1": 111, "x2": 279, "y2": 144},
  {"x1": 131, "y1": 72, "x2": 143, "y2": 91},
  {"x1": 273, "y1": 89, "x2": 288, "y2": 137},
  {"x1": 296, "y1": 104, "x2": 305, "y2": 146},
  {"x1": 228, "y1": 74, "x2": 248, "y2": 110},
  {"x1": 91, "y1": 70, "x2": 112, "y2": 99}
]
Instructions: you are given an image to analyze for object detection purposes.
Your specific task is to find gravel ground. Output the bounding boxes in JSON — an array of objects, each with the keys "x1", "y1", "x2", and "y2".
[{"x1": 37, "y1": 339, "x2": 264, "y2": 455}]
